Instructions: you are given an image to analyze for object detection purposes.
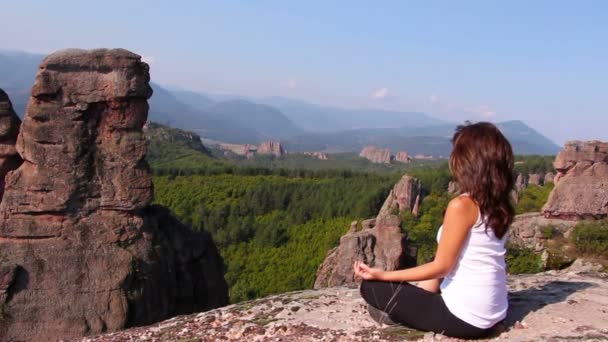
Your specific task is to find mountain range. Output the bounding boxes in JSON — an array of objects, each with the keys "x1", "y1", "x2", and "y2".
[{"x1": 0, "y1": 50, "x2": 560, "y2": 155}]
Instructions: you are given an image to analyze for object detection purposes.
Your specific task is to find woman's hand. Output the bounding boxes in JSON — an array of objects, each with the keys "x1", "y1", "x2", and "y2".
[{"x1": 353, "y1": 261, "x2": 384, "y2": 280}]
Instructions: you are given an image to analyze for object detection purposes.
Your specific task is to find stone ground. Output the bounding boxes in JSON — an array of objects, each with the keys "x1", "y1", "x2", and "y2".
[{"x1": 82, "y1": 268, "x2": 608, "y2": 342}]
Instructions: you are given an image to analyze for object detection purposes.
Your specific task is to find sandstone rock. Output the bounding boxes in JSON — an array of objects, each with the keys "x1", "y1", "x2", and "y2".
[
  {"x1": 377, "y1": 174, "x2": 422, "y2": 218},
  {"x1": 566, "y1": 258, "x2": 605, "y2": 273},
  {"x1": 0, "y1": 89, "x2": 22, "y2": 200},
  {"x1": 394, "y1": 151, "x2": 412, "y2": 163},
  {"x1": 258, "y1": 140, "x2": 285, "y2": 157},
  {"x1": 543, "y1": 141, "x2": 608, "y2": 219},
  {"x1": 219, "y1": 142, "x2": 256, "y2": 158},
  {"x1": 447, "y1": 181, "x2": 459, "y2": 195},
  {"x1": 528, "y1": 173, "x2": 543, "y2": 186},
  {"x1": 313, "y1": 215, "x2": 416, "y2": 289},
  {"x1": 360, "y1": 145, "x2": 392, "y2": 164},
  {"x1": 302, "y1": 151, "x2": 329, "y2": 160},
  {"x1": 83, "y1": 271, "x2": 608, "y2": 342},
  {"x1": 508, "y1": 213, "x2": 577, "y2": 251},
  {"x1": 515, "y1": 173, "x2": 527, "y2": 193},
  {"x1": 544, "y1": 172, "x2": 555, "y2": 185},
  {"x1": 0, "y1": 49, "x2": 228, "y2": 341}
]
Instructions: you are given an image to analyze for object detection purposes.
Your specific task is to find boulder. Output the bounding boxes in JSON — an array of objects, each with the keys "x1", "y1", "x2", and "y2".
[
  {"x1": 508, "y1": 213, "x2": 577, "y2": 251},
  {"x1": 543, "y1": 141, "x2": 608, "y2": 219},
  {"x1": 394, "y1": 151, "x2": 411, "y2": 163},
  {"x1": 0, "y1": 89, "x2": 22, "y2": 200},
  {"x1": 258, "y1": 140, "x2": 285, "y2": 157},
  {"x1": 359, "y1": 146, "x2": 392, "y2": 164},
  {"x1": 0, "y1": 49, "x2": 228, "y2": 341},
  {"x1": 377, "y1": 175, "x2": 422, "y2": 218}
]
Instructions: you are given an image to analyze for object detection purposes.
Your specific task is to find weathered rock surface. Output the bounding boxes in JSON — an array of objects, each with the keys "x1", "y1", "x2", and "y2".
[
  {"x1": 0, "y1": 49, "x2": 228, "y2": 342},
  {"x1": 543, "y1": 141, "x2": 608, "y2": 219},
  {"x1": 313, "y1": 215, "x2": 416, "y2": 289},
  {"x1": 360, "y1": 146, "x2": 392, "y2": 164},
  {"x1": 394, "y1": 151, "x2": 411, "y2": 163},
  {"x1": 528, "y1": 173, "x2": 543, "y2": 186},
  {"x1": 84, "y1": 269, "x2": 608, "y2": 342},
  {"x1": 447, "y1": 181, "x2": 459, "y2": 195},
  {"x1": 508, "y1": 212, "x2": 578, "y2": 251},
  {"x1": 378, "y1": 174, "x2": 422, "y2": 218},
  {"x1": 219, "y1": 142, "x2": 256, "y2": 158},
  {"x1": 544, "y1": 171, "x2": 555, "y2": 185},
  {"x1": 144, "y1": 121, "x2": 209, "y2": 154},
  {"x1": 515, "y1": 173, "x2": 527, "y2": 193},
  {"x1": 0, "y1": 89, "x2": 22, "y2": 200},
  {"x1": 258, "y1": 140, "x2": 285, "y2": 157}
]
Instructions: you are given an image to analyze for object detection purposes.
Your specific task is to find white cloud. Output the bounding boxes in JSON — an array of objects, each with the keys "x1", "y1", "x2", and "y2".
[
  {"x1": 371, "y1": 87, "x2": 389, "y2": 100},
  {"x1": 141, "y1": 55, "x2": 156, "y2": 65},
  {"x1": 281, "y1": 78, "x2": 298, "y2": 89},
  {"x1": 464, "y1": 104, "x2": 496, "y2": 118}
]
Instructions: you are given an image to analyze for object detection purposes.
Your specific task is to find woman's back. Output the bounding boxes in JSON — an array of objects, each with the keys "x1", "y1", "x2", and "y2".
[{"x1": 436, "y1": 201, "x2": 508, "y2": 329}]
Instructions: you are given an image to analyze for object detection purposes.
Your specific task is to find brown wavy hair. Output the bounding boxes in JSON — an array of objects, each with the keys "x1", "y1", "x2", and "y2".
[{"x1": 449, "y1": 122, "x2": 515, "y2": 239}]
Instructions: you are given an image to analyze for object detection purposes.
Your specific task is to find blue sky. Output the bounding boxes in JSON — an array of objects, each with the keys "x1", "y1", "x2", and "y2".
[{"x1": 1, "y1": 1, "x2": 607, "y2": 144}]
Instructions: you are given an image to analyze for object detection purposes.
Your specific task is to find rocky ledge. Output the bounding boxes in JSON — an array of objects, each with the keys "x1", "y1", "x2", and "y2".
[{"x1": 84, "y1": 267, "x2": 608, "y2": 342}]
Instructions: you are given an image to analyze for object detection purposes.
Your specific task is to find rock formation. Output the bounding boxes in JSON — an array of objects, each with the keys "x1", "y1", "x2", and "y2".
[
  {"x1": 0, "y1": 89, "x2": 22, "y2": 200},
  {"x1": 377, "y1": 175, "x2": 422, "y2": 218},
  {"x1": 302, "y1": 151, "x2": 329, "y2": 160},
  {"x1": 0, "y1": 49, "x2": 228, "y2": 342},
  {"x1": 394, "y1": 151, "x2": 411, "y2": 163},
  {"x1": 528, "y1": 173, "x2": 543, "y2": 186},
  {"x1": 144, "y1": 122, "x2": 209, "y2": 154},
  {"x1": 258, "y1": 140, "x2": 285, "y2": 157},
  {"x1": 219, "y1": 142, "x2": 256, "y2": 158},
  {"x1": 314, "y1": 175, "x2": 422, "y2": 289},
  {"x1": 515, "y1": 173, "x2": 527, "y2": 193},
  {"x1": 543, "y1": 141, "x2": 608, "y2": 219},
  {"x1": 508, "y1": 213, "x2": 578, "y2": 252},
  {"x1": 447, "y1": 181, "x2": 459, "y2": 195},
  {"x1": 83, "y1": 268, "x2": 608, "y2": 342},
  {"x1": 544, "y1": 172, "x2": 555, "y2": 185},
  {"x1": 313, "y1": 215, "x2": 416, "y2": 289},
  {"x1": 359, "y1": 146, "x2": 392, "y2": 164}
]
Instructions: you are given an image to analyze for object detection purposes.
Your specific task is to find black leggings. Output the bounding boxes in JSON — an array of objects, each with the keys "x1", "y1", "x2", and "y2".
[{"x1": 360, "y1": 280, "x2": 493, "y2": 339}]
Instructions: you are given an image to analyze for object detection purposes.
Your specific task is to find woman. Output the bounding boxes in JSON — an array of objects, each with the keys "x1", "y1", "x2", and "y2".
[{"x1": 354, "y1": 122, "x2": 514, "y2": 339}]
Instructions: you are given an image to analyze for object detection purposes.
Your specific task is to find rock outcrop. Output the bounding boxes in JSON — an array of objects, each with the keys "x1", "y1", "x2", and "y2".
[
  {"x1": 360, "y1": 146, "x2": 392, "y2": 164},
  {"x1": 377, "y1": 175, "x2": 422, "y2": 218},
  {"x1": 83, "y1": 269, "x2": 608, "y2": 342},
  {"x1": 515, "y1": 173, "x2": 527, "y2": 193},
  {"x1": 544, "y1": 172, "x2": 555, "y2": 185},
  {"x1": 0, "y1": 49, "x2": 228, "y2": 342},
  {"x1": 314, "y1": 175, "x2": 422, "y2": 289},
  {"x1": 394, "y1": 151, "x2": 411, "y2": 163},
  {"x1": 508, "y1": 213, "x2": 578, "y2": 252},
  {"x1": 0, "y1": 89, "x2": 22, "y2": 200},
  {"x1": 145, "y1": 121, "x2": 209, "y2": 154},
  {"x1": 528, "y1": 173, "x2": 543, "y2": 186},
  {"x1": 302, "y1": 151, "x2": 329, "y2": 160},
  {"x1": 219, "y1": 142, "x2": 256, "y2": 158},
  {"x1": 313, "y1": 215, "x2": 416, "y2": 289},
  {"x1": 543, "y1": 141, "x2": 608, "y2": 219},
  {"x1": 258, "y1": 140, "x2": 285, "y2": 157},
  {"x1": 447, "y1": 181, "x2": 460, "y2": 195}
]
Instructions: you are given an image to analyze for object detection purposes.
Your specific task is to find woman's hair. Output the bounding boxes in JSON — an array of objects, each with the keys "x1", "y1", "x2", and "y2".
[{"x1": 449, "y1": 122, "x2": 515, "y2": 239}]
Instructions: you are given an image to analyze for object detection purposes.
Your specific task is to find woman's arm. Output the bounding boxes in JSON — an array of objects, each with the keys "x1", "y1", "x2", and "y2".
[{"x1": 353, "y1": 195, "x2": 478, "y2": 282}]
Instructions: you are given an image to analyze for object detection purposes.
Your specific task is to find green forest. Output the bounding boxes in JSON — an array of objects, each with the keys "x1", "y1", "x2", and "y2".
[{"x1": 147, "y1": 123, "x2": 559, "y2": 302}]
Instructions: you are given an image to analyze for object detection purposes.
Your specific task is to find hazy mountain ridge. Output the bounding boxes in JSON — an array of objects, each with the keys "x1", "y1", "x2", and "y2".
[{"x1": 0, "y1": 50, "x2": 560, "y2": 155}]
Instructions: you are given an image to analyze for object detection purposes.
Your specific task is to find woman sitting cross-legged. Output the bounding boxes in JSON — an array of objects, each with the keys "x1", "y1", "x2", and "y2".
[{"x1": 354, "y1": 122, "x2": 514, "y2": 339}]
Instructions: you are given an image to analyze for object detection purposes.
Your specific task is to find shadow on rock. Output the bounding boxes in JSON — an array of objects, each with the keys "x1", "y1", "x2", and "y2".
[{"x1": 505, "y1": 280, "x2": 594, "y2": 327}]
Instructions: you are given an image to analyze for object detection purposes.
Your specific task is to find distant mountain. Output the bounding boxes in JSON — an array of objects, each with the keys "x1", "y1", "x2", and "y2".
[
  {"x1": 284, "y1": 121, "x2": 560, "y2": 156},
  {"x1": 259, "y1": 96, "x2": 446, "y2": 132},
  {"x1": 0, "y1": 50, "x2": 561, "y2": 155},
  {"x1": 205, "y1": 99, "x2": 303, "y2": 139}
]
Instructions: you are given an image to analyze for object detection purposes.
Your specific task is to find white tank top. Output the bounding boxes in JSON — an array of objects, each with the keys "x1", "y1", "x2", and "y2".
[{"x1": 436, "y1": 195, "x2": 508, "y2": 329}]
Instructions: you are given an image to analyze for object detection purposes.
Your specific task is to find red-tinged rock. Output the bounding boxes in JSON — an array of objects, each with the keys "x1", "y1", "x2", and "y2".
[
  {"x1": 0, "y1": 89, "x2": 22, "y2": 200},
  {"x1": 543, "y1": 141, "x2": 608, "y2": 219},
  {"x1": 359, "y1": 146, "x2": 392, "y2": 164},
  {"x1": 0, "y1": 49, "x2": 228, "y2": 342},
  {"x1": 258, "y1": 140, "x2": 285, "y2": 157}
]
